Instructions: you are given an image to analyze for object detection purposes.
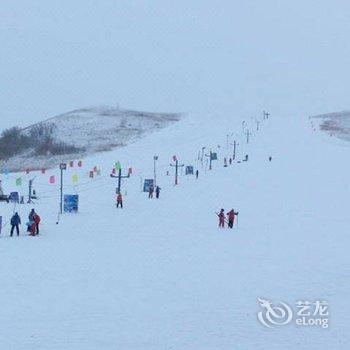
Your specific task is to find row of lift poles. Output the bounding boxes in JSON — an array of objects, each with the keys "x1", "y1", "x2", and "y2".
[
  {"x1": 199, "y1": 110, "x2": 270, "y2": 171},
  {"x1": 56, "y1": 111, "x2": 270, "y2": 212}
]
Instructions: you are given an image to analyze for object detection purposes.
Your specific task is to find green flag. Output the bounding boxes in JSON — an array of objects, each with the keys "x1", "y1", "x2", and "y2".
[
  {"x1": 16, "y1": 177, "x2": 22, "y2": 186},
  {"x1": 115, "y1": 162, "x2": 121, "y2": 170}
]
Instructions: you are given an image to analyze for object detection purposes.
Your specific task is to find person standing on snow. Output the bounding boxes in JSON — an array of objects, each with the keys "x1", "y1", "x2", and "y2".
[
  {"x1": 227, "y1": 209, "x2": 239, "y2": 228},
  {"x1": 28, "y1": 209, "x2": 36, "y2": 221},
  {"x1": 218, "y1": 209, "x2": 225, "y2": 228},
  {"x1": 27, "y1": 220, "x2": 36, "y2": 236},
  {"x1": 10, "y1": 212, "x2": 21, "y2": 237},
  {"x1": 33, "y1": 213, "x2": 41, "y2": 235},
  {"x1": 116, "y1": 192, "x2": 123, "y2": 208},
  {"x1": 229, "y1": 158, "x2": 232, "y2": 165},
  {"x1": 195, "y1": 170, "x2": 199, "y2": 179},
  {"x1": 155, "y1": 186, "x2": 161, "y2": 199},
  {"x1": 27, "y1": 209, "x2": 36, "y2": 232},
  {"x1": 148, "y1": 184, "x2": 154, "y2": 199}
]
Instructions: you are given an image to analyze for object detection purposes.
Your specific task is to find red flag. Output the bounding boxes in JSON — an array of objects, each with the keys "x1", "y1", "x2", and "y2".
[
  {"x1": 128, "y1": 167, "x2": 133, "y2": 175},
  {"x1": 93, "y1": 166, "x2": 98, "y2": 172},
  {"x1": 69, "y1": 161, "x2": 74, "y2": 167},
  {"x1": 41, "y1": 168, "x2": 46, "y2": 174},
  {"x1": 172, "y1": 155, "x2": 177, "y2": 162},
  {"x1": 112, "y1": 168, "x2": 116, "y2": 174},
  {"x1": 78, "y1": 161, "x2": 82, "y2": 167},
  {"x1": 49, "y1": 175, "x2": 55, "y2": 184}
]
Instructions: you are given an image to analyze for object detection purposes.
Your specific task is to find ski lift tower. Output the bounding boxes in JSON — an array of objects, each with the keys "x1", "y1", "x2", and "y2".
[{"x1": 27, "y1": 176, "x2": 37, "y2": 204}]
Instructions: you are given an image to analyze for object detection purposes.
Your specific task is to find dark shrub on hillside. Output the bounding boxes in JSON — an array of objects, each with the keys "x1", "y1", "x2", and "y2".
[
  {"x1": 29, "y1": 123, "x2": 56, "y2": 138},
  {"x1": 0, "y1": 127, "x2": 33, "y2": 159},
  {"x1": 0, "y1": 125, "x2": 83, "y2": 160},
  {"x1": 34, "y1": 135, "x2": 82, "y2": 156}
]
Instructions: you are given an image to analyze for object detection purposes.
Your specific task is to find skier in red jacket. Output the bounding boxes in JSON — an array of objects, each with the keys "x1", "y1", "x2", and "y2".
[
  {"x1": 218, "y1": 209, "x2": 225, "y2": 228},
  {"x1": 28, "y1": 220, "x2": 36, "y2": 236},
  {"x1": 227, "y1": 209, "x2": 239, "y2": 228},
  {"x1": 116, "y1": 192, "x2": 123, "y2": 208},
  {"x1": 33, "y1": 213, "x2": 41, "y2": 234}
]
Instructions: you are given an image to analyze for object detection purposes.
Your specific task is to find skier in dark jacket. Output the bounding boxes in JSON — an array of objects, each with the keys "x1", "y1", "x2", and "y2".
[
  {"x1": 148, "y1": 185, "x2": 154, "y2": 198},
  {"x1": 10, "y1": 212, "x2": 21, "y2": 236},
  {"x1": 227, "y1": 209, "x2": 239, "y2": 228},
  {"x1": 29, "y1": 209, "x2": 36, "y2": 221},
  {"x1": 195, "y1": 170, "x2": 199, "y2": 179},
  {"x1": 155, "y1": 186, "x2": 161, "y2": 199}
]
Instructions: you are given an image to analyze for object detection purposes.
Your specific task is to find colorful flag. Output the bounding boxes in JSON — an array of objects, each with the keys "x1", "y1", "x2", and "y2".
[
  {"x1": 69, "y1": 161, "x2": 74, "y2": 168},
  {"x1": 49, "y1": 175, "x2": 55, "y2": 184},
  {"x1": 78, "y1": 161, "x2": 82, "y2": 167},
  {"x1": 128, "y1": 167, "x2": 133, "y2": 175},
  {"x1": 172, "y1": 155, "x2": 177, "y2": 162},
  {"x1": 96, "y1": 169, "x2": 101, "y2": 176},
  {"x1": 41, "y1": 168, "x2": 46, "y2": 174},
  {"x1": 115, "y1": 162, "x2": 121, "y2": 170},
  {"x1": 16, "y1": 177, "x2": 22, "y2": 186},
  {"x1": 72, "y1": 174, "x2": 78, "y2": 183}
]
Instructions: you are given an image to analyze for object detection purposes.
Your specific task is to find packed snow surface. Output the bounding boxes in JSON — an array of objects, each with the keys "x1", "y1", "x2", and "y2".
[{"x1": 0, "y1": 111, "x2": 348, "y2": 349}]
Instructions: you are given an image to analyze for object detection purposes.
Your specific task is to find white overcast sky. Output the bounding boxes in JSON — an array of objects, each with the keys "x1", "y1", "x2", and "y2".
[{"x1": 1, "y1": 0, "x2": 350, "y2": 129}]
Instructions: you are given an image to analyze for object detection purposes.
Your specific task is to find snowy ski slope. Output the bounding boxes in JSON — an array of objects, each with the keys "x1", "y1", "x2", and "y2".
[
  {"x1": 2, "y1": 105, "x2": 181, "y2": 172},
  {"x1": 0, "y1": 111, "x2": 348, "y2": 349}
]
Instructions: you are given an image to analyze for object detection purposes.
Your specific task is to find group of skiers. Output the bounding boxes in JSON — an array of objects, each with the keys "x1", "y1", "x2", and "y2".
[
  {"x1": 217, "y1": 208, "x2": 239, "y2": 229},
  {"x1": 114, "y1": 184, "x2": 162, "y2": 209},
  {"x1": 114, "y1": 177, "x2": 239, "y2": 231},
  {"x1": 223, "y1": 158, "x2": 234, "y2": 167},
  {"x1": 148, "y1": 185, "x2": 161, "y2": 199},
  {"x1": 9, "y1": 209, "x2": 41, "y2": 237}
]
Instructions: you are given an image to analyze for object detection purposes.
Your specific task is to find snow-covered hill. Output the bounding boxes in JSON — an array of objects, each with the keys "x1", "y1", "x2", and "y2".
[
  {"x1": 0, "y1": 111, "x2": 348, "y2": 349},
  {"x1": 1, "y1": 105, "x2": 181, "y2": 172}
]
